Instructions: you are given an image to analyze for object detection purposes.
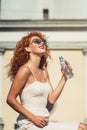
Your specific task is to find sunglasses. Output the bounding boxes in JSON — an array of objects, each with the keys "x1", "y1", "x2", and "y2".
[{"x1": 32, "y1": 38, "x2": 47, "y2": 45}]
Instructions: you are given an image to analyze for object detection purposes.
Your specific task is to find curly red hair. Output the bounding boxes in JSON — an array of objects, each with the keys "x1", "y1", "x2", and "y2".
[{"x1": 8, "y1": 31, "x2": 50, "y2": 80}]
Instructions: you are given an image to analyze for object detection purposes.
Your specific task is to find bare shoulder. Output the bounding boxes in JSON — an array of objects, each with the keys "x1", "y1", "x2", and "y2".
[
  {"x1": 16, "y1": 65, "x2": 31, "y2": 80},
  {"x1": 9, "y1": 66, "x2": 32, "y2": 94}
]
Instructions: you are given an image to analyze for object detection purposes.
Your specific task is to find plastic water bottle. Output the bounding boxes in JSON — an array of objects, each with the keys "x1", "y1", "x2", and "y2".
[{"x1": 59, "y1": 56, "x2": 74, "y2": 79}]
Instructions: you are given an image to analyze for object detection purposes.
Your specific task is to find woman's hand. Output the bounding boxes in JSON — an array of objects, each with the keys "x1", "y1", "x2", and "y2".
[{"x1": 31, "y1": 115, "x2": 48, "y2": 128}]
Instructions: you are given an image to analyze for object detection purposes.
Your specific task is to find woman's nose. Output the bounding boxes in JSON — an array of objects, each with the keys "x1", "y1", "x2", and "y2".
[{"x1": 40, "y1": 41, "x2": 44, "y2": 45}]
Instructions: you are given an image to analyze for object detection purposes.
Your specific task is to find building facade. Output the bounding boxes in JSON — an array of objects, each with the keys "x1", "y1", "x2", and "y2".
[{"x1": 0, "y1": 0, "x2": 87, "y2": 130}]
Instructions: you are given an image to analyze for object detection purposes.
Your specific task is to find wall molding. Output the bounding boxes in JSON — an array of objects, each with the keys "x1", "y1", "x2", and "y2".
[
  {"x1": 0, "y1": 19, "x2": 87, "y2": 50},
  {"x1": 0, "y1": 41, "x2": 87, "y2": 50},
  {"x1": 0, "y1": 19, "x2": 87, "y2": 31}
]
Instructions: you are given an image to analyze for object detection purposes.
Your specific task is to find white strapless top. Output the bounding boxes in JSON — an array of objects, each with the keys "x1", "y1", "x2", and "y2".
[{"x1": 20, "y1": 80, "x2": 51, "y2": 117}]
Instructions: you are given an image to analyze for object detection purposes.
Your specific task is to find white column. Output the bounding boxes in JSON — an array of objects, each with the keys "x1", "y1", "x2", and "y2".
[
  {"x1": 0, "y1": 49, "x2": 4, "y2": 130},
  {"x1": 0, "y1": 0, "x2": 1, "y2": 19},
  {"x1": 85, "y1": 55, "x2": 87, "y2": 117},
  {"x1": 83, "y1": 49, "x2": 87, "y2": 123},
  {"x1": 0, "y1": 52, "x2": 3, "y2": 116}
]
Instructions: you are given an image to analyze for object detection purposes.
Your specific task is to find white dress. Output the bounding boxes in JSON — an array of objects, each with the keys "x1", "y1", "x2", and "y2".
[{"x1": 17, "y1": 80, "x2": 79, "y2": 130}]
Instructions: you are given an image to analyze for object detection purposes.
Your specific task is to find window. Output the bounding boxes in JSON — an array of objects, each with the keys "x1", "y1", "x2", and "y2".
[{"x1": 43, "y1": 9, "x2": 49, "y2": 19}]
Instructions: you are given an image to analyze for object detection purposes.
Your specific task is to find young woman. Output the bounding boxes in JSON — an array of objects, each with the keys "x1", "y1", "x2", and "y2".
[{"x1": 7, "y1": 31, "x2": 87, "y2": 130}]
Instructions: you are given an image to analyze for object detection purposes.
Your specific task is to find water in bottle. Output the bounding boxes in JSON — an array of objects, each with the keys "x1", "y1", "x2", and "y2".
[{"x1": 59, "y1": 56, "x2": 74, "y2": 79}]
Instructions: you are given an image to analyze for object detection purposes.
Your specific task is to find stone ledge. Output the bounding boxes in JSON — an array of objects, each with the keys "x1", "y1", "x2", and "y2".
[
  {"x1": 0, "y1": 41, "x2": 87, "y2": 50},
  {"x1": 0, "y1": 19, "x2": 87, "y2": 31},
  {"x1": 0, "y1": 118, "x2": 4, "y2": 130},
  {"x1": 84, "y1": 118, "x2": 87, "y2": 124}
]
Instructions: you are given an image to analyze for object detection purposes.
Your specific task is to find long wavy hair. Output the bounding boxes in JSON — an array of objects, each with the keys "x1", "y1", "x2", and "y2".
[{"x1": 8, "y1": 31, "x2": 50, "y2": 80}]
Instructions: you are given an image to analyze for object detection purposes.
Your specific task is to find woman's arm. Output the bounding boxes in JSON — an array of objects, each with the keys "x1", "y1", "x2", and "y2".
[
  {"x1": 46, "y1": 68, "x2": 67, "y2": 104},
  {"x1": 48, "y1": 75, "x2": 67, "y2": 104},
  {"x1": 7, "y1": 66, "x2": 35, "y2": 119}
]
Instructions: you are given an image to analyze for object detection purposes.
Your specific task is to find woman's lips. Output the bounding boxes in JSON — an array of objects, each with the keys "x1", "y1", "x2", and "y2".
[{"x1": 39, "y1": 46, "x2": 44, "y2": 49}]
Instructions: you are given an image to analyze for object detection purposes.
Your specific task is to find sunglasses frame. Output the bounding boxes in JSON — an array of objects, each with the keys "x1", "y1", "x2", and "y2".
[{"x1": 32, "y1": 38, "x2": 47, "y2": 45}]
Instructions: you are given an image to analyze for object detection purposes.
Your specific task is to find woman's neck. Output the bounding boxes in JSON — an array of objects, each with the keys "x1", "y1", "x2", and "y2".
[{"x1": 28, "y1": 54, "x2": 41, "y2": 69}]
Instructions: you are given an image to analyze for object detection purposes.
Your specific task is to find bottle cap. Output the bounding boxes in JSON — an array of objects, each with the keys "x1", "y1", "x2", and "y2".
[{"x1": 59, "y1": 56, "x2": 63, "y2": 61}]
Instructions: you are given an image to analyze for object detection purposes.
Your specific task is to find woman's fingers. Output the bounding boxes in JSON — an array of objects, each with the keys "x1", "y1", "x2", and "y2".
[{"x1": 33, "y1": 116, "x2": 48, "y2": 128}]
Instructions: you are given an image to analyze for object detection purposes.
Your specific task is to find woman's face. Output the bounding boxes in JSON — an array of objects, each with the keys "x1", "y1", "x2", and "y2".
[{"x1": 29, "y1": 36, "x2": 47, "y2": 56}]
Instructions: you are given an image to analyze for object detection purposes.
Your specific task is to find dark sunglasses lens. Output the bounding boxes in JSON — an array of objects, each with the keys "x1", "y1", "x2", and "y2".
[
  {"x1": 43, "y1": 39, "x2": 47, "y2": 44},
  {"x1": 34, "y1": 39, "x2": 41, "y2": 44}
]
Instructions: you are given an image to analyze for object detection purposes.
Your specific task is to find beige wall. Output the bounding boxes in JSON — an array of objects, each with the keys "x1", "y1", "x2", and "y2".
[
  {"x1": 48, "y1": 50, "x2": 85, "y2": 122},
  {"x1": 2, "y1": 51, "x2": 18, "y2": 130},
  {"x1": 2, "y1": 49, "x2": 85, "y2": 130}
]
